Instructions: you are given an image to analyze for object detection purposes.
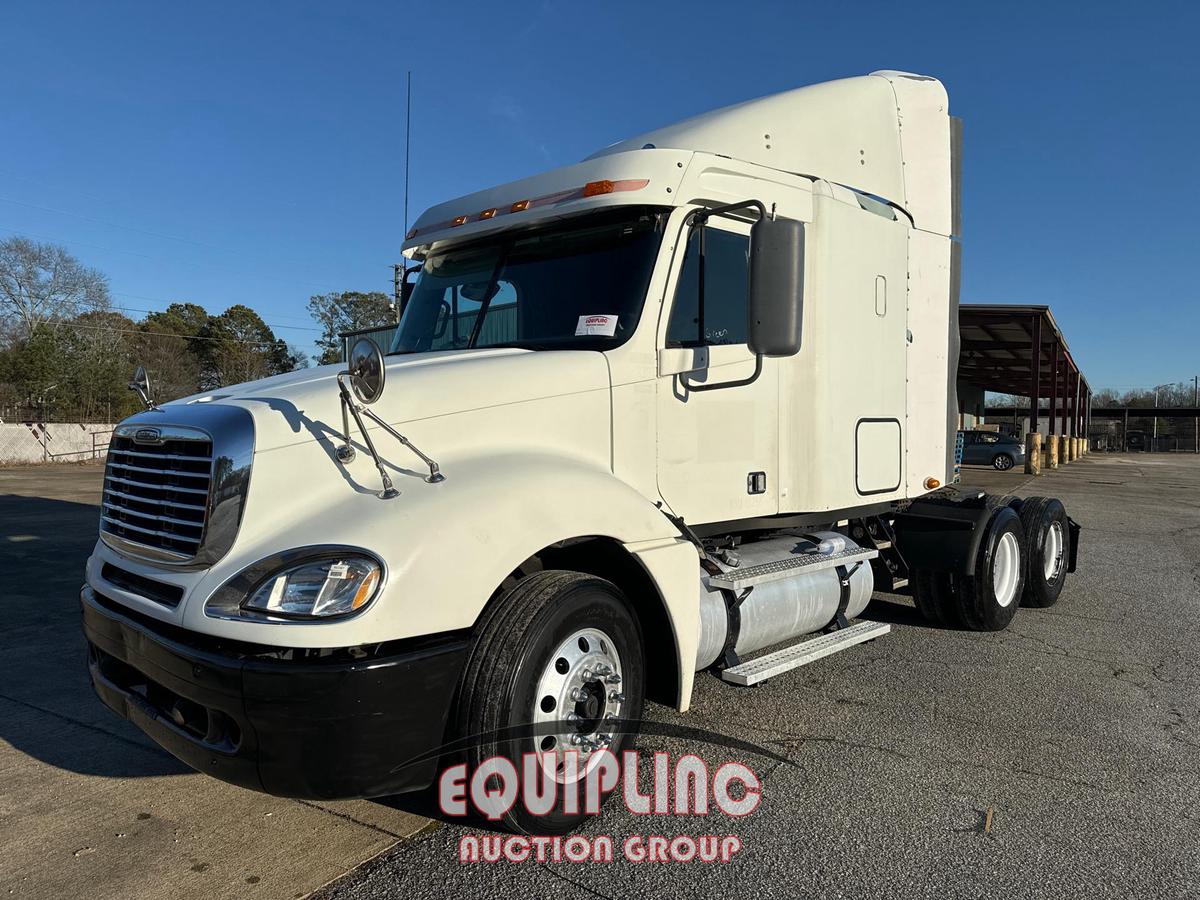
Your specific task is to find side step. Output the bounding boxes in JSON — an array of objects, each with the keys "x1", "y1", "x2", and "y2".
[
  {"x1": 720, "y1": 621, "x2": 891, "y2": 686},
  {"x1": 707, "y1": 547, "x2": 878, "y2": 590}
]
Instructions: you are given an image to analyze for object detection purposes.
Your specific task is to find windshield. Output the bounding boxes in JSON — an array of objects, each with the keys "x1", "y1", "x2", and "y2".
[{"x1": 390, "y1": 206, "x2": 667, "y2": 354}]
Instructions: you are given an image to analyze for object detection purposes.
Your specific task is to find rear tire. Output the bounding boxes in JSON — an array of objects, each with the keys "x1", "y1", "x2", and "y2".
[
  {"x1": 912, "y1": 570, "x2": 960, "y2": 627},
  {"x1": 452, "y1": 570, "x2": 645, "y2": 835},
  {"x1": 954, "y1": 506, "x2": 1025, "y2": 631},
  {"x1": 993, "y1": 453, "x2": 1014, "y2": 471},
  {"x1": 1017, "y1": 497, "x2": 1070, "y2": 608}
]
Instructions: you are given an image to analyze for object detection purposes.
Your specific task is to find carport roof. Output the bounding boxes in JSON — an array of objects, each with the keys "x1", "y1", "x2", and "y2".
[{"x1": 958, "y1": 304, "x2": 1090, "y2": 397}]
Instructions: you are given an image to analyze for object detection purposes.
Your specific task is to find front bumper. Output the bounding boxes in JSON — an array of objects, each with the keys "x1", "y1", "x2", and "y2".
[{"x1": 81, "y1": 585, "x2": 469, "y2": 799}]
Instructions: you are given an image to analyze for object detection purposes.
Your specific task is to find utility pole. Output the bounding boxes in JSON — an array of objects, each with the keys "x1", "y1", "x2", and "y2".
[
  {"x1": 1153, "y1": 387, "x2": 1159, "y2": 452},
  {"x1": 1194, "y1": 375, "x2": 1198, "y2": 454},
  {"x1": 393, "y1": 264, "x2": 403, "y2": 323}
]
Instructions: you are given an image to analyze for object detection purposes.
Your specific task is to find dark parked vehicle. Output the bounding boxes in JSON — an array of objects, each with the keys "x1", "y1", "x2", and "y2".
[{"x1": 959, "y1": 429, "x2": 1026, "y2": 470}]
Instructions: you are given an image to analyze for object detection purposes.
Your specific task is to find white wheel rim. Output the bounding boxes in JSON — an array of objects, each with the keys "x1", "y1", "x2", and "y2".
[
  {"x1": 993, "y1": 531, "x2": 1021, "y2": 607},
  {"x1": 1043, "y1": 521, "x2": 1065, "y2": 581},
  {"x1": 531, "y1": 627, "x2": 624, "y2": 785}
]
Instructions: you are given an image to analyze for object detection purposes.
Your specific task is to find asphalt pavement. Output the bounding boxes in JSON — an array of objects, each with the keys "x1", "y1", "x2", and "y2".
[
  {"x1": 2, "y1": 455, "x2": 1197, "y2": 899},
  {"x1": 319, "y1": 454, "x2": 1200, "y2": 899},
  {"x1": 0, "y1": 463, "x2": 428, "y2": 900}
]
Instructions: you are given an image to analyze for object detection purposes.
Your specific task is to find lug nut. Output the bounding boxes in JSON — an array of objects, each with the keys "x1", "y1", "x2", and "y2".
[
  {"x1": 605, "y1": 673, "x2": 622, "y2": 685},
  {"x1": 570, "y1": 734, "x2": 583, "y2": 745},
  {"x1": 580, "y1": 668, "x2": 593, "y2": 680},
  {"x1": 570, "y1": 688, "x2": 588, "y2": 703},
  {"x1": 566, "y1": 712, "x2": 581, "y2": 724},
  {"x1": 608, "y1": 691, "x2": 625, "y2": 703}
]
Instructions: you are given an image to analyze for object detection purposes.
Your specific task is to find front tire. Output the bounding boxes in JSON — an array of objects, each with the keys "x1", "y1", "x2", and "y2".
[
  {"x1": 953, "y1": 506, "x2": 1026, "y2": 631},
  {"x1": 452, "y1": 570, "x2": 645, "y2": 834}
]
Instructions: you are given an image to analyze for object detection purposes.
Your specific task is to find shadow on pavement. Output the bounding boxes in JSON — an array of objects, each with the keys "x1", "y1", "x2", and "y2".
[{"x1": 0, "y1": 492, "x2": 189, "y2": 779}]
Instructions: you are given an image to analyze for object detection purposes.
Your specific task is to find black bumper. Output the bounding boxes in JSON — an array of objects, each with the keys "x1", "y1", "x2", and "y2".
[{"x1": 81, "y1": 586, "x2": 469, "y2": 800}]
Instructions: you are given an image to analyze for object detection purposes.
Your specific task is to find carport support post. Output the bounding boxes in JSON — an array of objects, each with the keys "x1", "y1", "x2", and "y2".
[
  {"x1": 1026, "y1": 314, "x2": 1042, "y2": 474},
  {"x1": 1048, "y1": 339, "x2": 1059, "y2": 467}
]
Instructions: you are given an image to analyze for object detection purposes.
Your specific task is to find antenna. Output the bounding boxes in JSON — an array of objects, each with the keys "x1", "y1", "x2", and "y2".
[{"x1": 403, "y1": 70, "x2": 412, "y2": 244}]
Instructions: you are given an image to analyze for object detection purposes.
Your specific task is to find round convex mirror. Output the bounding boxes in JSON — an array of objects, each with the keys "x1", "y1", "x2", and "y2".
[{"x1": 348, "y1": 338, "x2": 386, "y2": 404}]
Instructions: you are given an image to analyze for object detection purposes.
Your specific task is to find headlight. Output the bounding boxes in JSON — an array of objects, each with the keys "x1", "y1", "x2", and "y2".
[
  {"x1": 243, "y1": 557, "x2": 382, "y2": 618},
  {"x1": 206, "y1": 549, "x2": 385, "y2": 621}
]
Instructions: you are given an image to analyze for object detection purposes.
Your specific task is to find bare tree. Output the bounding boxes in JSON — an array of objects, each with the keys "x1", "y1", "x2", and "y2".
[{"x1": 0, "y1": 237, "x2": 111, "y2": 342}]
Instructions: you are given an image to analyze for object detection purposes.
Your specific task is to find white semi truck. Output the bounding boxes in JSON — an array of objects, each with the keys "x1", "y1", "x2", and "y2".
[{"x1": 82, "y1": 71, "x2": 1078, "y2": 833}]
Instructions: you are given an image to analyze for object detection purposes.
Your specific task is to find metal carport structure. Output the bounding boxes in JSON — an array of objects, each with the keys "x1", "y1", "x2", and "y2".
[{"x1": 957, "y1": 304, "x2": 1092, "y2": 441}]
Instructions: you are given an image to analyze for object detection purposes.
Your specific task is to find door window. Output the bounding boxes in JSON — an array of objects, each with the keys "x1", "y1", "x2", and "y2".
[{"x1": 665, "y1": 227, "x2": 749, "y2": 347}]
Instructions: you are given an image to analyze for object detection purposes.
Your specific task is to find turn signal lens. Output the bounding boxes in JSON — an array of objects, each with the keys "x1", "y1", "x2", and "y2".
[
  {"x1": 510, "y1": 199, "x2": 531, "y2": 212},
  {"x1": 924, "y1": 477, "x2": 941, "y2": 490},
  {"x1": 405, "y1": 227, "x2": 417, "y2": 240},
  {"x1": 478, "y1": 208, "x2": 497, "y2": 220},
  {"x1": 583, "y1": 180, "x2": 615, "y2": 197}
]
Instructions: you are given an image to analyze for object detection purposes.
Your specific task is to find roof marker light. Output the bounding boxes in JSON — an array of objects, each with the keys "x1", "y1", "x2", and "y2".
[
  {"x1": 451, "y1": 215, "x2": 468, "y2": 227},
  {"x1": 510, "y1": 199, "x2": 531, "y2": 212},
  {"x1": 479, "y1": 208, "x2": 498, "y2": 220},
  {"x1": 583, "y1": 180, "x2": 615, "y2": 197}
]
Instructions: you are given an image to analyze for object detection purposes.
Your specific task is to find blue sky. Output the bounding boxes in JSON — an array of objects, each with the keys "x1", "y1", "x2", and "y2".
[{"x1": 2, "y1": 0, "x2": 1196, "y2": 390}]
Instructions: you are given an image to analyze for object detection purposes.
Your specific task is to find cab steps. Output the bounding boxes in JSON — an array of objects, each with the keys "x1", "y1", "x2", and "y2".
[
  {"x1": 719, "y1": 620, "x2": 891, "y2": 686},
  {"x1": 707, "y1": 546, "x2": 878, "y2": 591}
]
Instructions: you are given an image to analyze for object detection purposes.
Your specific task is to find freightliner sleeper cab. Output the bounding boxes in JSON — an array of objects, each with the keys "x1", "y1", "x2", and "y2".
[{"x1": 82, "y1": 71, "x2": 1079, "y2": 833}]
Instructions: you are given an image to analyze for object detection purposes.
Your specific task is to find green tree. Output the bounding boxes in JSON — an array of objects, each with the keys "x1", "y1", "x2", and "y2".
[
  {"x1": 132, "y1": 302, "x2": 210, "y2": 402},
  {"x1": 307, "y1": 291, "x2": 395, "y2": 365},
  {"x1": 197, "y1": 304, "x2": 305, "y2": 389}
]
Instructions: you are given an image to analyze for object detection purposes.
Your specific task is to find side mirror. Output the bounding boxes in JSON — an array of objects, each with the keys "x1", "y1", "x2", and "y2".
[
  {"x1": 747, "y1": 216, "x2": 804, "y2": 357},
  {"x1": 347, "y1": 338, "x2": 386, "y2": 404},
  {"x1": 128, "y1": 365, "x2": 156, "y2": 410}
]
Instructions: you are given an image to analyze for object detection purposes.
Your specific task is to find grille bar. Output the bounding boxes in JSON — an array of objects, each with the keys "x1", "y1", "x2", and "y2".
[
  {"x1": 101, "y1": 514, "x2": 203, "y2": 547},
  {"x1": 103, "y1": 487, "x2": 207, "y2": 512},
  {"x1": 102, "y1": 503, "x2": 205, "y2": 531},
  {"x1": 107, "y1": 461, "x2": 211, "y2": 480},
  {"x1": 109, "y1": 447, "x2": 213, "y2": 463},
  {"x1": 105, "y1": 474, "x2": 209, "y2": 496}
]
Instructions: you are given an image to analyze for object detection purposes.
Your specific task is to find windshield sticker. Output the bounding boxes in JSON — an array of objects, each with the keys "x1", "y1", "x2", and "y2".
[{"x1": 575, "y1": 314, "x2": 619, "y2": 337}]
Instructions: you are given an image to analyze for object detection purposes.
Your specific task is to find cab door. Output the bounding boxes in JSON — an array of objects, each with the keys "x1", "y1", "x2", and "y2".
[{"x1": 655, "y1": 218, "x2": 779, "y2": 525}]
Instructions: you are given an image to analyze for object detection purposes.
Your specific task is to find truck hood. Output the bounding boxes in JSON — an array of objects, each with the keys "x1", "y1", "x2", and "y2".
[{"x1": 162, "y1": 348, "x2": 612, "y2": 453}]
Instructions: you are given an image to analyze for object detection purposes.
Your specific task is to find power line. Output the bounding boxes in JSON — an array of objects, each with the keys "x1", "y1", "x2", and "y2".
[{"x1": 35, "y1": 318, "x2": 291, "y2": 346}]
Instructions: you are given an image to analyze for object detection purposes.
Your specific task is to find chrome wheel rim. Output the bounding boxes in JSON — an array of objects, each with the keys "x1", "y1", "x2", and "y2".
[
  {"x1": 993, "y1": 531, "x2": 1021, "y2": 607},
  {"x1": 1043, "y1": 521, "x2": 1065, "y2": 582},
  {"x1": 995, "y1": 455, "x2": 1013, "y2": 470},
  {"x1": 531, "y1": 627, "x2": 624, "y2": 785}
]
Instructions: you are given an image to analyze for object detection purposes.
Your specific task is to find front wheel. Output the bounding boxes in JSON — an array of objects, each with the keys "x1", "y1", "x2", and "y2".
[
  {"x1": 452, "y1": 570, "x2": 645, "y2": 834},
  {"x1": 993, "y1": 453, "x2": 1015, "y2": 470}
]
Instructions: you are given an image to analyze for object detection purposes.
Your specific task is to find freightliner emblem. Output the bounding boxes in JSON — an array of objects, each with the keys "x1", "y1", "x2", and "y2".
[{"x1": 133, "y1": 428, "x2": 162, "y2": 444}]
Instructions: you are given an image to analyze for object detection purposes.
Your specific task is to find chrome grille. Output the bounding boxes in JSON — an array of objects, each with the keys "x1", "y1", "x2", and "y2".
[{"x1": 101, "y1": 427, "x2": 214, "y2": 561}]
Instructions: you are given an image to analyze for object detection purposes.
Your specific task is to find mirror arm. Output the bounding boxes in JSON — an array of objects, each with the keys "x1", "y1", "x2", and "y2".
[
  {"x1": 336, "y1": 373, "x2": 399, "y2": 499},
  {"x1": 688, "y1": 199, "x2": 768, "y2": 227},
  {"x1": 358, "y1": 407, "x2": 445, "y2": 484},
  {"x1": 679, "y1": 352, "x2": 763, "y2": 393}
]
